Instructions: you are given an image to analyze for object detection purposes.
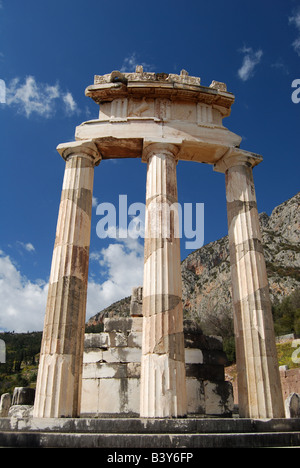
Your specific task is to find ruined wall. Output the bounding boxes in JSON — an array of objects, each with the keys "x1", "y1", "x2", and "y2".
[
  {"x1": 280, "y1": 368, "x2": 300, "y2": 400},
  {"x1": 228, "y1": 367, "x2": 300, "y2": 405},
  {"x1": 81, "y1": 317, "x2": 233, "y2": 417}
]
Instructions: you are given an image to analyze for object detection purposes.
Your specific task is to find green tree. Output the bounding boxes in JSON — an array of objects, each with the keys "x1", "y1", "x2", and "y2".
[{"x1": 272, "y1": 288, "x2": 300, "y2": 336}]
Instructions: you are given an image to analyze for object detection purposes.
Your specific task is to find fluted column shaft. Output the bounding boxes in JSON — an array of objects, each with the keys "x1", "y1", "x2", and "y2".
[
  {"x1": 140, "y1": 143, "x2": 187, "y2": 418},
  {"x1": 33, "y1": 140, "x2": 100, "y2": 418},
  {"x1": 215, "y1": 151, "x2": 285, "y2": 419}
]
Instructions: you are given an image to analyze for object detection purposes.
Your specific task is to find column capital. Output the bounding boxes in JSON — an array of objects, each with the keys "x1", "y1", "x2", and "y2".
[
  {"x1": 141, "y1": 139, "x2": 181, "y2": 163},
  {"x1": 56, "y1": 139, "x2": 102, "y2": 166},
  {"x1": 213, "y1": 148, "x2": 263, "y2": 173}
]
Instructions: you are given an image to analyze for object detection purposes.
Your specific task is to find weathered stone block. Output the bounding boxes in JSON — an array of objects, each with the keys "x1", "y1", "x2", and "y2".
[
  {"x1": 8, "y1": 405, "x2": 33, "y2": 418},
  {"x1": 98, "y1": 379, "x2": 124, "y2": 413},
  {"x1": 131, "y1": 317, "x2": 143, "y2": 333},
  {"x1": 0, "y1": 393, "x2": 11, "y2": 417},
  {"x1": 108, "y1": 332, "x2": 128, "y2": 347},
  {"x1": 104, "y1": 318, "x2": 133, "y2": 333},
  {"x1": 85, "y1": 333, "x2": 109, "y2": 349},
  {"x1": 186, "y1": 378, "x2": 205, "y2": 414},
  {"x1": 127, "y1": 379, "x2": 140, "y2": 413},
  {"x1": 81, "y1": 379, "x2": 99, "y2": 415},
  {"x1": 185, "y1": 348, "x2": 203, "y2": 364},
  {"x1": 130, "y1": 287, "x2": 143, "y2": 317},
  {"x1": 127, "y1": 362, "x2": 141, "y2": 378},
  {"x1": 102, "y1": 347, "x2": 141, "y2": 364},
  {"x1": 83, "y1": 349, "x2": 103, "y2": 363},
  {"x1": 185, "y1": 363, "x2": 225, "y2": 381},
  {"x1": 285, "y1": 392, "x2": 300, "y2": 418},
  {"x1": 81, "y1": 318, "x2": 232, "y2": 417},
  {"x1": 94, "y1": 378, "x2": 140, "y2": 414},
  {"x1": 204, "y1": 380, "x2": 234, "y2": 416},
  {"x1": 83, "y1": 362, "x2": 127, "y2": 379},
  {"x1": 12, "y1": 387, "x2": 35, "y2": 406},
  {"x1": 128, "y1": 331, "x2": 143, "y2": 348}
]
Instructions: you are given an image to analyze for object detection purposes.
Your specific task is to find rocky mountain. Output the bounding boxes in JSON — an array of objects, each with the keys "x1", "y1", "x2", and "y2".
[
  {"x1": 87, "y1": 192, "x2": 300, "y2": 331},
  {"x1": 87, "y1": 296, "x2": 131, "y2": 326},
  {"x1": 181, "y1": 192, "x2": 300, "y2": 332}
]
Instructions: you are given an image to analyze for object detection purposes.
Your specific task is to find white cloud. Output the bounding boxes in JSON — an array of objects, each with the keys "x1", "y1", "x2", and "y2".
[
  {"x1": 17, "y1": 241, "x2": 35, "y2": 252},
  {"x1": 0, "y1": 234, "x2": 144, "y2": 331},
  {"x1": 0, "y1": 251, "x2": 48, "y2": 332},
  {"x1": 63, "y1": 91, "x2": 78, "y2": 114},
  {"x1": 292, "y1": 37, "x2": 300, "y2": 56},
  {"x1": 271, "y1": 60, "x2": 289, "y2": 75},
  {"x1": 289, "y1": 9, "x2": 300, "y2": 30},
  {"x1": 6, "y1": 76, "x2": 78, "y2": 118},
  {"x1": 92, "y1": 196, "x2": 98, "y2": 208},
  {"x1": 120, "y1": 52, "x2": 153, "y2": 73},
  {"x1": 87, "y1": 236, "x2": 144, "y2": 318},
  {"x1": 289, "y1": 8, "x2": 300, "y2": 56},
  {"x1": 0, "y1": 79, "x2": 5, "y2": 103},
  {"x1": 25, "y1": 243, "x2": 35, "y2": 252},
  {"x1": 238, "y1": 47, "x2": 263, "y2": 81}
]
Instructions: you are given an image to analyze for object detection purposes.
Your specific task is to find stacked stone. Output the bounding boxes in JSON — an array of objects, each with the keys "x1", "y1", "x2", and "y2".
[
  {"x1": 81, "y1": 317, "x2": 233, "y2": 417},
  {"x1": 0, "y1": 393, "x2": 11, "y2": 417},
  {"x1": 183, "y1": 320, "x2": 233, "y2": 416},
  {"x1": 81, "y1": 317, "x2": 143, "y2": 416}
]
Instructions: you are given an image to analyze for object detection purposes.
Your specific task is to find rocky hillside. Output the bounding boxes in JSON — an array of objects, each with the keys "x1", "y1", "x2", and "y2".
[
  {"x1": 87, "y1": 192, "x2": 300, "y2": 330},
  {"x1": 181, "y1": 192, "x2": 300, "y2": 330},
  {"x1": 87, "y1": 296, "x2": 131, "y2": 326}
]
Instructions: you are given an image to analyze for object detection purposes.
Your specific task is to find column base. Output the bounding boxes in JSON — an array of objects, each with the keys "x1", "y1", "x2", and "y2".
[
  {"x1": 33, "y1": 353, "x2": 80, "y2": 418},
  {"x1": 140, "y1": 354, "x2": 187, "y2": 418}
]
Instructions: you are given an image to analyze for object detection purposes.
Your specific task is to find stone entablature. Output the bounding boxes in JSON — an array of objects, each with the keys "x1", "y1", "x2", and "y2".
[
  {"x1": 88, "y1": 68, "x2": 232, "y2": 125},
  {"x1": 81, "y1": 317, "x2": 233, "y2": 417},
  {"x1": 76, "y1": 67, "x2": 241, "y2": 164},
  {"x1": 89, "y1": 67, "x2": 232, "y2": 111}
]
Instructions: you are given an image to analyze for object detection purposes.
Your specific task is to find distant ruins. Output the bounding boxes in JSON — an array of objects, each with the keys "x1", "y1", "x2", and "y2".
[{"x1": 33, "y1": 67, "x2": 285, "y2": 420}]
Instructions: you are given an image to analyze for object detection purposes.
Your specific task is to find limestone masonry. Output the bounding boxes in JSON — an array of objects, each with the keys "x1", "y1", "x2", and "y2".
[{"x1": 81, "y1": 314, "x2": 233, "y2": 417}]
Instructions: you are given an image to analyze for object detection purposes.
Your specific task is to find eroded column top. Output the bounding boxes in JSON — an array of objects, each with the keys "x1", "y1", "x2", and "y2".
[
  {"x1": 142, "y1": 141, "x2": 180, "y2": 163},
  {"x1": 56, "y1": 140, "x2": 102, "y2": 166},
  {"x1": 213, "y1": 148, "x2": 263, "y2": 173}
]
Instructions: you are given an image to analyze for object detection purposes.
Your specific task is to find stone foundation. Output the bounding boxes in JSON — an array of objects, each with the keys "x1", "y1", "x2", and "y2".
[{"x1": 81, "y1": 317, "x2": 233, "y2": 417}]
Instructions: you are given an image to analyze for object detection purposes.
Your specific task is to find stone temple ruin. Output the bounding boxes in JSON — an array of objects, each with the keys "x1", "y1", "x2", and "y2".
[{"x1": 32, "y1": 67, "x2": 286, "y2": 421}]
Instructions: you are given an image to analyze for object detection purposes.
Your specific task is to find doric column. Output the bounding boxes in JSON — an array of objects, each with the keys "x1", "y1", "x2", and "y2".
[
  {"x1": 140, "y1": 142, "x2": 187, "y2": 418},
  {"x1": 33, "y1": 140, "x2": 101, "y2": 418},
  {"x1": 215, "y1": 149, "x2": 285, "y2": 419}
]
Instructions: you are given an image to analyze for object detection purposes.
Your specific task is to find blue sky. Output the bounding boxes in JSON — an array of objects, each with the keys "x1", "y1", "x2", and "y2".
[{"x1": 0, "y1": 0, "x2": 299, "y2": 332}]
